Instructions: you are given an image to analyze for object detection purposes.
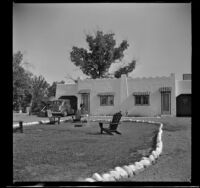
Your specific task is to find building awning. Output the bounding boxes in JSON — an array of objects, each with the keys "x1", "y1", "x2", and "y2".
[
  {"x1": 78, "y1": 89, "x2": 91, "y2": 94},
  {"x1": 132, "y1": 91, "x2": 150, "y2": 96},
  {"x1": 97, "y1": 92, "x2": 115, "y2": 96},
  {"x1": 159, "y1": 87, "x2": 172, "y2": 92}
]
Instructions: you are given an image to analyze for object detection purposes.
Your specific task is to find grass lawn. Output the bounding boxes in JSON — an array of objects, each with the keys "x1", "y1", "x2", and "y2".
[
  {"x1": 122, "y1": 117, "x2": 191, "y2": 182},
  {"x1": 13, "y1": 121, "x2": 158, "y2": 182}
]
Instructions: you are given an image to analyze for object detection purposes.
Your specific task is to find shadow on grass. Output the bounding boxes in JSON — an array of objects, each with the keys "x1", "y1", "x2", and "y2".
[
  {"x1": 85, "y1": 132, "x2": 115, "y2": 136},
  {"x1": 85, "y1": 132, "x2": 101, "y2": 135}
]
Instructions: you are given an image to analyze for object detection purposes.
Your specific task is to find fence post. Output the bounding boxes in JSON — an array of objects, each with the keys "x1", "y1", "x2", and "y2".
[{"x1": 19, "y1": 121, "x2": 23, "y2": 133}]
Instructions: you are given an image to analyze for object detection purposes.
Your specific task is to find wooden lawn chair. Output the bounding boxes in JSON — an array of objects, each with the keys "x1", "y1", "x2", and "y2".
[
  {"x1": 99, "y1": 112, "x2": 122, "y2": 135},
  {"x1": 72, "y1": 109, "x2": 82, "y2": 122}
]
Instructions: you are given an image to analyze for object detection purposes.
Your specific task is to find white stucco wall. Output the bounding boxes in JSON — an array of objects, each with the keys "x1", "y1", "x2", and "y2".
[
  {"x1": 55, "y1": 74, "x2": 176, "y2": 116},
  {"x1": 175, "y1": 80, "x2": 191, "y2": 96},
  {"x1": 78, "y1": 78, "x2": 121, "y2": 115},
  {"x1": 55, "y1": 84, "x2": 78, "y2": 99},
  {"x1": 120, "y1": 73, "x2": 176, "y2": 117}
]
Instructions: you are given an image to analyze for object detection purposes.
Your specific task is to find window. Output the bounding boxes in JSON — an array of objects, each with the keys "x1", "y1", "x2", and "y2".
[
  {"x1": 100, "y1": 95, "x2": 114, "y2": 106},
  {"x1": 135, "y1": 95, "x2": 149, "y2": 105}
]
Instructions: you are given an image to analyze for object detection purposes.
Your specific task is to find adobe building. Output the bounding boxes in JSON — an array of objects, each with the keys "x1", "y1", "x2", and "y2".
[
  {"x1": 176, "y1": 74, "x2": 191, "y2": 117},
  {"x1": 55, "y1": 73, "x2": 191, "y2": 117}
]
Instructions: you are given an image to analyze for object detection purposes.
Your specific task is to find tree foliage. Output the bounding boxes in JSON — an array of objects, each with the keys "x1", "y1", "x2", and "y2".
[
  {"x1": 70, "y1": 30, "x2": 133, "y2": 79},
  {"x1": 13, "y1": 51, "x2": 33, "y2": 111},
  {"x1": 114, "y1": 60, "x2": 136, "y2": 78},
  {"x1": 47, "y1": 80, "x2": 65, "y2": 98},
  {"x1": 13, "y1": 51, "x2": 65, "y2": 113},
  {"x1": 30, "y1": 75, "x2": 50, "y2": 113}
]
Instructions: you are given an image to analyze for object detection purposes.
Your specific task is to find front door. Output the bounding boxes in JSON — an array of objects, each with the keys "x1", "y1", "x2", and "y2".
[
  {"x1": 176, "y1": 94, "x2": 191, "y2": 117},
  {"x1": 161, "y1": 92, "x2": 171, "y2": 115},
  {"x1": 81, "y1": 93, "x2": 90, "y2": 114}
]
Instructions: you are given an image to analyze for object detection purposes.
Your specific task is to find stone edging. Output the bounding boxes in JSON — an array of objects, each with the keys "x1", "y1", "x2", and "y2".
[{"x1": 84, "y1": 119, "x2": 163, "y2": 182}]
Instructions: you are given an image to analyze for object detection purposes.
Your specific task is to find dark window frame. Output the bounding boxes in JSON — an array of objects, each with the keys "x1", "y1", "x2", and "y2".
[
  {"x1": 135, "y1": 95, "x2": 150, "y2": 106},
  {"x1": 100, "y1": 95, "x2": 114, "y2": 106}
]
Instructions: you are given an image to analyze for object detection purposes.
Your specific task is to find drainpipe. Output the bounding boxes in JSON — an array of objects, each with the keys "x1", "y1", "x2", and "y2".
[
  {"x1": 125, "y1": 75, "x2": 129, "y2": 97},
  {"x1": 170, "y1": 73, "x2": 176, "y2": 116},
  {"x1": 77, "y1": 77, "x2": 81, "y2": 109},
  {"x1": 120, "y1": 74, "x2": 129, "y2": 113}
]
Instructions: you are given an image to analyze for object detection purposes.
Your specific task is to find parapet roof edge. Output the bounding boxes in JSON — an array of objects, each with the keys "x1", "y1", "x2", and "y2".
[{"x1": 127, "y1": 75, "x2": 171, "y2": 80}]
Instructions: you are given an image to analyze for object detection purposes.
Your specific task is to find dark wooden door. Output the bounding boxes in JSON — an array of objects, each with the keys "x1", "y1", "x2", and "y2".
[
  {"x1": 176, "y1": 94, "x2": 191, "y2": 117},
  {"x1": 161, "y1": 92, "x2": 171, "y2": 115},
  {"x1": 81, "y1": 93, "x2": 90, "y2": 114}
]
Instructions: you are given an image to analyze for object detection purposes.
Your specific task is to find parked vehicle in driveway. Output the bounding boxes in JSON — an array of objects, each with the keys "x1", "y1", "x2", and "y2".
[{"x1": 37, "y1": 99, "x2": 75, "y2": 117}]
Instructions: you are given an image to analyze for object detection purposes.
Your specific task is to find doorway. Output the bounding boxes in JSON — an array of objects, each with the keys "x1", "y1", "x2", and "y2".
[
  {"x1": 176, "y1": 94, "x2": 191, "y2": 117},
  {"x1": 81, "y1": 93, "x2": 90, "y2": 114},
  {"x1": 161, "y1": 92, "x2": 171, "y2": 115}
]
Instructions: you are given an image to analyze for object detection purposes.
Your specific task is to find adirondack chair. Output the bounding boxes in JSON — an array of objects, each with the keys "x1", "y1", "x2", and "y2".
[
  {"x1": 47, "y1": 110, "x2": 61, "y2": 124},
  {"x1": 99, "y1": 111, "x2": 122, "y2": 135}
]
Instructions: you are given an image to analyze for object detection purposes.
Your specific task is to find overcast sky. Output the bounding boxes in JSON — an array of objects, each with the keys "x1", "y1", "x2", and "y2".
[{"x1": 13, "y1": 3, "x2": 191, "y2": 84}]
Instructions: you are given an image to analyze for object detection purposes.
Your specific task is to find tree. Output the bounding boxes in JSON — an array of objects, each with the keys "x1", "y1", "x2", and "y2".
[
  {"x1": 70, "y1": 30, "x2": 135, "y2": 79},
  {"x1": 114, "y1": 60, "x2": 136, "y2": 78},
  {"x1": 47, "y1": 82, "x2": 57, "y2": 98},
  {"x1": 30, "y1": 75, "x2": 50, "y2": 113},
  {"x1": 13, "y1": 51, "x2": 33, "y2": 111},
  {"x1": 47, "y1": 80, "x2": 65, "y2": 98}
]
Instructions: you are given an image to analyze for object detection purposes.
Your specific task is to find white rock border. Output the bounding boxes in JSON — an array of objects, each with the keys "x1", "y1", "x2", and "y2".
[{"x1": 84, "y1": 119, "x2": 164, "y2": 182}]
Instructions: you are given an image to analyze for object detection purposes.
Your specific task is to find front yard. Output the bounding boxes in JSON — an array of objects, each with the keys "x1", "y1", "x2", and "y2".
[
  {"x1": 13, "y1": 121, "x2": 158, "y2": 182},
  {"x1": 13, "y1": 116, "x2": 191, "y2": 182}
]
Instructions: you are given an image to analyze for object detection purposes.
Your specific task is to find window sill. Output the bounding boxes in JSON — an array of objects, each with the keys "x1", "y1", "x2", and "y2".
[
  {"x1": 135, "y1": 104, "x2": 150, "y2": 106},
  {"x1": 100, "y1": 105, "x2": 114, "y2": 106}
]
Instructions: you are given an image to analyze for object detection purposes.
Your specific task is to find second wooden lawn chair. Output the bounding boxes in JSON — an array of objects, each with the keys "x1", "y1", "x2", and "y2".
[
  {"x1": 72, "y1": 108, "x2": 82, "y2": 122},
  {"x1": 47, "y1": 110, "x2": 61, "y2": 124},
  {"x1": 99, "y1": 111, "x2": 122, "y2": 135}
]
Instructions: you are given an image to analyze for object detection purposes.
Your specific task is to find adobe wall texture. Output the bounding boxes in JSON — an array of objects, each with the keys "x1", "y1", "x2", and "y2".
[
  {"x1": 175, "y1": 80, "x2": 191, "y2": 97},
  {"x1": 56, "y1": 84, "x2": 78, "y2": 98},
  {"x1": 55, "y1": 74, "x2": 176, "y2": 116},
  {"x1": 120, "y1": 73, "x2": 176, "y2": 116},
  {"x1": 78, "y1": 78, "x2": 121, "y2": 115}
]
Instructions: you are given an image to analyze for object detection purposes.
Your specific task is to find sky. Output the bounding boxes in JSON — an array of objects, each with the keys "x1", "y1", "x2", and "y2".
[{"x1": 13, "y1": 3, "x2": 191, "y2": 84}]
